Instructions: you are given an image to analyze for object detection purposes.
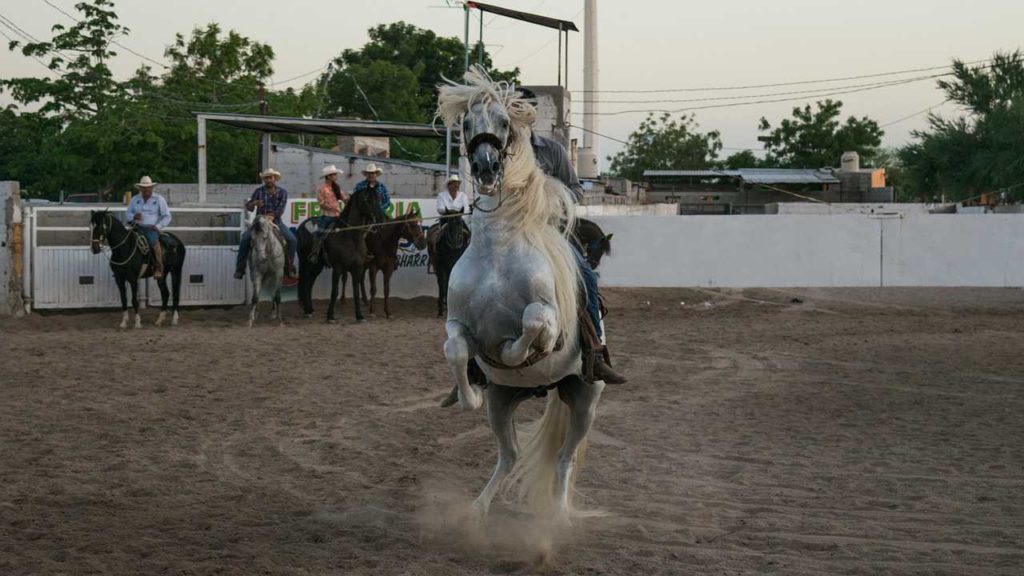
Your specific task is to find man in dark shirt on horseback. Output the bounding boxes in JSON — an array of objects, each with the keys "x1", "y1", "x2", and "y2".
[
  {"x1": 234, "y1": 168, "x2": 298, "y2": 285},
  {"x1": 529, "y1": 129, "x2": 627, "y2": 386}
]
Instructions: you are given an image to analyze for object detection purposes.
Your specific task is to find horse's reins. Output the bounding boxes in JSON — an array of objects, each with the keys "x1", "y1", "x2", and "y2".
[{"x1": 93, "y1": 213, "x2": 145, "y2": 266}]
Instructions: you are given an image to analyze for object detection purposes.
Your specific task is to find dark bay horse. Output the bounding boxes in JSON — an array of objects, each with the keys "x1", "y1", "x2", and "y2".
[
  {"x1": 363, "y1": 211, "x2": 427, "y2": 318},
  {"x1": 296, "y1": 187, "x2": 384, "y2": 323},
  {"x1": 572, "y1": 218, "x2": 613, "y2": 270},
  {"x1": 433, "y1": 212, "x2": 470, "y2": 317},
  {"x1": 89, "y1": 209, "x2": 186, "y2": 328}
]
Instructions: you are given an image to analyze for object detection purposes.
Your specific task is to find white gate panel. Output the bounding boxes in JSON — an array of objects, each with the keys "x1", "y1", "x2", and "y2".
[
  {"x1": 33, "y1": 247, "x2": 124, "y2": 309},
  {"x1": 146, "y1": 246, "x2": 246, "y2": 306}
]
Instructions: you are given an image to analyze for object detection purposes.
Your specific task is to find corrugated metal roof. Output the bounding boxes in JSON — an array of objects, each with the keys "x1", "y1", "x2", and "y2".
[
  {"x1": 644, "y1": 168, "x2": 839, "y2": 184},
  {"x1": 643, "y1": 170, "x2": 740, "y2": 178},
  {"x1": 195, "y1": 112, "x2": 445, "y2": 139},
  {"x1": 274, "y1": 142, "x2": 448, "y2": 172},
  {"x1": 738, "y1": 169, "x2": 839, "y2": 184}
]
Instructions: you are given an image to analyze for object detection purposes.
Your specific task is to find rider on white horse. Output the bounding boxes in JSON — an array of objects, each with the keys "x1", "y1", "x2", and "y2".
[
  {"x1": 234, "y1": 168, "x2": 298, "y2": 283},
  {"x1": 527, "y1": 128, "x2": 626, "y2": 384},
  {"x1": 440, "y1": 94, "x2": 626, "y2": 407}
]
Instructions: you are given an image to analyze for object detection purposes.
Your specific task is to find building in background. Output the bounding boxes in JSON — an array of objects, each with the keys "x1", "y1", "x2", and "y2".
[{"x1": 644, "y1": 152, "x2": 892, "y2": 214}]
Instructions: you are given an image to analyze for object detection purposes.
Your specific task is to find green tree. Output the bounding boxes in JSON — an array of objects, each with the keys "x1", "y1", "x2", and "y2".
[
  {"x1": 721, "y1": 149, "x2": 760, "y2": 169},
  {"x1": 899, "y1": 51, "x2": 1024, "y2": 201},
  {"x1": 322, "y1": 21, "x2": 518, "y2": 161},
  {"x1": 758, "y1": 99, "x2": 884, "y2": 168},
  {"x1": 0, "y1": 2, "x2": 317, "y2": 198},
  {"x1": 609, "y1": 113, "x2": 723, "y2": 181}
]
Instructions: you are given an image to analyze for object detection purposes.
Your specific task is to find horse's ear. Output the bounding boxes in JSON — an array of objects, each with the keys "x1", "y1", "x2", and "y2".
[{"x1": 602, "y1": 233, "x2": 613, "y2": 253}]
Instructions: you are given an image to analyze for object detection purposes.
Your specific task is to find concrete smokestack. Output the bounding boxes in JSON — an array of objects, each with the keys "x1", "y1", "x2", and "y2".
[{"x1": 578, "y1": 0, "x2": 599, "y2": 179}]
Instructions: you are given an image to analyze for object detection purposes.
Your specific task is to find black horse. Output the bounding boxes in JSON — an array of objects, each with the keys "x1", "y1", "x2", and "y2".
[
  {"x1": 433, "y1": 212, "x2": 470, "y2": 317},
  {"x1": 572, "y1": 217, "x2": 614, "y2": 270},
  {"x1": 89, "y1": 209, "x2": 186, "y2": 328},
  {"x1": 296, "y1": 187, "x2": 384, "y2": 323}
]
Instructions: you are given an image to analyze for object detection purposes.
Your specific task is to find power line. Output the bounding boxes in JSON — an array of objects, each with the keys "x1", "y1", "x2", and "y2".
[
  {"x1": 577, "y1": 58, "x2": 991, "y2": 94},
  {"x1": 39, "y1": 0, "x2": 169, "y2": 69},
  {"x1": 569, "y1": 123, "x2": 628, "y2": 145},
  {"x1": 581, "y1": 74, "x2": 949, "y2": 105},
  {"x1": 272, "y1": 64, "x2": 330, "y2": 88},
  {"x1": 880, "y1": 100, "x2": 949, "y2": 127},
  {"x1": 0, "y1": 27, "x2": 56, "y2": 77},
  {"x1": 572, "y1": 74, "x2": 948, "y2": 117}
]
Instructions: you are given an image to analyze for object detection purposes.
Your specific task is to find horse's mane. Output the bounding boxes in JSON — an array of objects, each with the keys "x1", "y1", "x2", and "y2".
[{"x1": 437, "y1": 66, "x2": 581, "y2": 343}]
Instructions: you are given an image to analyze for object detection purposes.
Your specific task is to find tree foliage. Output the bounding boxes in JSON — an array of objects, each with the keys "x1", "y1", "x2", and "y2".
[
  {"x1": 757, "y1": 99, "x2": 884, "y2": 168},
  {"x1": 3, "y1": 3, "x2": 498, "y2": 197},
  {"x1": 322, "y1": 21, "x2": 518, "y2": 161},
  {"x1": 898, "y1": 51, "x2": 1024, "y2": 201},
  {"x1": 609, "y1": 113, "x2": 723, "y2": 181}
]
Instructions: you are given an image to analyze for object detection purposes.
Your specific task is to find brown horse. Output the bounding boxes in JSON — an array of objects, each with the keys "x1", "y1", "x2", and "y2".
[{"x1": 362, "y1": 211, "x2": 427, "y2": 318}]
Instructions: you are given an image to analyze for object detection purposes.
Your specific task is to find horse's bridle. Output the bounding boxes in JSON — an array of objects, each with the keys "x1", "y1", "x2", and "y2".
[
  {"x1": 91, "y1": 213, "x2": 142, "y2": 266},
  {"x1": 465, "y1": 118, "x2": 514, "y2": 214}
]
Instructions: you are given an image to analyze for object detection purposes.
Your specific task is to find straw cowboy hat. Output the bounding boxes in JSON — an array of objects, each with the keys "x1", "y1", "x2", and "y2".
[
  {"x1": 134, "y1": 176, "x2": 157, "y2": 189},
  {"x1": 447, "y1": 174, "x2": 461, "y2": 184},
  {"x1": 362, "y1": 163, "x2": 384, "y2": 175},
  {"x1": 259, "y1": 168, "x2": 282, "y2": 180},
  {"x1": 321, "y1": 165, "x2": 342, "y2": 178}
]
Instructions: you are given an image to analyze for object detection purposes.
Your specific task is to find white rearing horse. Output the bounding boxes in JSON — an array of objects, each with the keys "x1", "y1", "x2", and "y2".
[{"x1": 437, "y1": 67, "x2": 605, "y2": 521}]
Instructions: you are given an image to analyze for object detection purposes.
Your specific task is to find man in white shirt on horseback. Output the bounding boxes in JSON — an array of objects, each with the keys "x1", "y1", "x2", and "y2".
[
  {"x1": 125, "y1": 175, "x2": 171, "y2": 279},
  {"x1": 428, "y1": 174, "x2": 470, "y2": 272}
]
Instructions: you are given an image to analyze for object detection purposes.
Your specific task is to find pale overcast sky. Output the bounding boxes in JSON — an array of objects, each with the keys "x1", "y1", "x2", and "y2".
[{"x1": 2, "y1": 0, "x2": 1023, "y2": 169}]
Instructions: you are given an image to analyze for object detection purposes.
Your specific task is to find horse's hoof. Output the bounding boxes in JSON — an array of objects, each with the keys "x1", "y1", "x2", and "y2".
[
  {"x1": 386, "y1": 314, "x2": 393, "y2": 320},
  {"x1": 356, "y1": 318, "x2": 368, "y2": 324},
  {"x1": 171, "y1": 313, "x2": 179, "y2": 326},
  {"x1": 326, "y1": 318, "x2": 336, "y2": 324},
  {"x1": 304, "y1": 313, "x2": 313, "y2": 319}
]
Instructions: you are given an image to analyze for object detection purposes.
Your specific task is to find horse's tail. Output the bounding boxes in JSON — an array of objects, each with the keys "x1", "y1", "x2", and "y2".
[{"x1": 501, "y1": 393, "x2": 582, "y2": 516}]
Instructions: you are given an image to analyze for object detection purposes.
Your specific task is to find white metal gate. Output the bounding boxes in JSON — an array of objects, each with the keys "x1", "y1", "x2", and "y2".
[{"x1": 25, "y1": 204, "x2": 248, "y2": 310}]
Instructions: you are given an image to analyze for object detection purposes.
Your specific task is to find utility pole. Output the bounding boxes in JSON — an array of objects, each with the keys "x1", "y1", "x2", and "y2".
[{"x1": 258, "y1": 83, "x2": 270, "y2": 173}]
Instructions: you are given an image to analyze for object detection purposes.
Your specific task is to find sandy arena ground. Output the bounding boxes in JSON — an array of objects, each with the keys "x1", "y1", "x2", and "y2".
[{"x1": 1, "y1": 287, "x2": 1023, "y2": 575}]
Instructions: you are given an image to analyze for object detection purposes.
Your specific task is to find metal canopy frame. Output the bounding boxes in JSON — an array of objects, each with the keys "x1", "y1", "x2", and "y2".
[
  {"x1": 194, "y1": 112, "x2": 447, "y2": 204},
  {"x1": 463, "y1": 2, "x2": 578, "y2": 89}
]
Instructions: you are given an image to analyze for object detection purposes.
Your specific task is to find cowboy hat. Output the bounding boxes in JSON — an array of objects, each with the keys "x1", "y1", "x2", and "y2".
[
  {"x1": 259, "y1": 168, "x2": 282, "y2": 180},
  {"x1": 446, "y1": 174, "x2": 461, "y2": 184},
  {"x1": 134, "y1": 176, "x2": 157, "y2": 189},
  {"x1": 321, "y1": 165, "x2": 341, "y2": 178},
  {"x1": 362, "y1": 163, "x2": 384, "y2": 175}
]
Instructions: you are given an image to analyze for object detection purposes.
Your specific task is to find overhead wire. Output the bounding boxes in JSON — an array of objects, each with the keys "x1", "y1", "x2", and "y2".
[
  {"x1": 572, "y1": 73, "x2": 953, "y2": 117},
  {"x1": 39, "y1": 0, "x2": 169, "y2": 69},
  {"x1": 577, "y1": 58, "x2": 992, "y2": 94}
]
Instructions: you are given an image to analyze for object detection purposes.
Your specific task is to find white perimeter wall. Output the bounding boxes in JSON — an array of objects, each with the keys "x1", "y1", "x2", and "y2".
[{"x1": 589, "y1": 214, "x2": 1024, "y2": 288}]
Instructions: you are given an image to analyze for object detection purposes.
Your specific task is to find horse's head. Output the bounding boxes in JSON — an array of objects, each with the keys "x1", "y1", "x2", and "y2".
[
  {"x1": 443, "y1": 213, "x2": 468, "y2": 249},
  {"x1": 401, "y1": 211, "x2": 427, "y2": 250},
  {"x1": 437, "y1": 66, "x2": 536, "y2": 197},
  {"x1": 586, "y1": 233, "x2": 613, "y2": 270},
  {"x1": 89, "y1": 209, "x2": 111, "y2": 254},
  {"x1": 463, "y1": 99, "x2": 511, "y2": 195},
  {"x1": 352, "y1": 187, "x2": 385, "y2": 225}
]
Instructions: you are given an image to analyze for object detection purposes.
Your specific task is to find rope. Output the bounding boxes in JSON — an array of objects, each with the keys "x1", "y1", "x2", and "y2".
[{"x1": 326, "y1": 211, "x2": 468, "y2": 234}]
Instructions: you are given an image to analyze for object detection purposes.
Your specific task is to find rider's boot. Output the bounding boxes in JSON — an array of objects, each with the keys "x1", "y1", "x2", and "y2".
[
  {"x1": 152, "y1": 241, "x2": 165, "y2": 279},
  {"x1": 579, "y1": 307, "x2": 627, "y2": 385}
]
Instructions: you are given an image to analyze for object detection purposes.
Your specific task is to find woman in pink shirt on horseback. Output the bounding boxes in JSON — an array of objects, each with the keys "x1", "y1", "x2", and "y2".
[{"x1": 309, "y1": 165, "x2": 349, "y2": 261}]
